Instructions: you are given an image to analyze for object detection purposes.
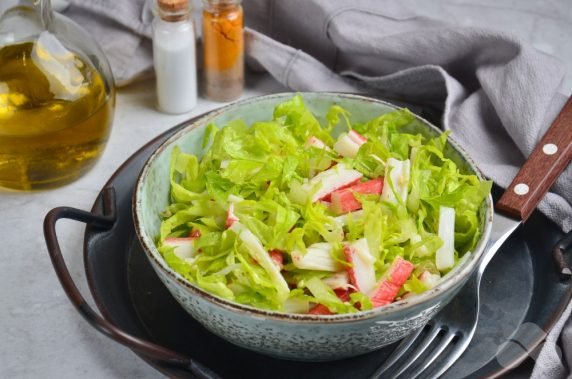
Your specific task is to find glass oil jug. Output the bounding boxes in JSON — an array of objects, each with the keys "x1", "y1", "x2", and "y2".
[{"x1": 0, "y1": 0, "x2": 115, "y2": 191}]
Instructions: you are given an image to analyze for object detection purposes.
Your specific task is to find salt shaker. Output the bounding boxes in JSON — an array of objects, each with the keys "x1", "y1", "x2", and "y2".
[
  {"x1": 153, "y1": 0, "x2": 197, "y2": 114},
  {"x1": 202, "y1": 0, "x2": 244, "y2": 102}
]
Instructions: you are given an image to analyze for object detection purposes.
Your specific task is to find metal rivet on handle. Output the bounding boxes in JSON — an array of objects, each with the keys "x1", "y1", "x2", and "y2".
[
  {"x1": 514, "y1": 183, "x2": 529, "y2": 195},
  {"x1": 542, "y1": 143, "x2": 558, "y2": 155}
]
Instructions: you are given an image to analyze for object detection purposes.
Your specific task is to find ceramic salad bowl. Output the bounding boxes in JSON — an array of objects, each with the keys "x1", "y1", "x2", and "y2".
[{"x1": 133, "y1": 92, "x2": 493, "y2": 361}]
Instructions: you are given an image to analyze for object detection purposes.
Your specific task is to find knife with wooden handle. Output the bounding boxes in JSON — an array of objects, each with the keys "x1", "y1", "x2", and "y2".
[{"x1": 483, "y1": 96, "x2": 572, "y2": 275}]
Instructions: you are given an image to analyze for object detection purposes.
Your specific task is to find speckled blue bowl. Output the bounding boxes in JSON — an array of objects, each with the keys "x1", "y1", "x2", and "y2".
[{"x1": 133, "y1": 93, "x2": 493, "y2": 361}]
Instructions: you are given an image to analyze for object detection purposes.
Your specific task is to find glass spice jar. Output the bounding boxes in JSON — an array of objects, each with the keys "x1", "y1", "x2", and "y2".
[
  {"x1": 153, "y1": 0, "x2": 198, "y2": 114},
  {"x1": 202, "y1": 0, "x2": 244, "y2": 102}
]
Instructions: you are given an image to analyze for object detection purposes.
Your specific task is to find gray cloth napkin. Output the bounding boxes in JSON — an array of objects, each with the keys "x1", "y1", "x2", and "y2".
[
  {"x1": 63, "y1": 0, "x2": 154, "y2": 85},
  {"x1": 63, "y1": 0, "x2": 572, "y2": 377},
  {"x1": 244, "y1": 1, "x2": 572, "y2": 234},
  {"x1": 63, "y1": 0, "x2": 572, "y2": 233},
  {"x1": 532, "y1": 301, "x2": 572, "y2": 379}
]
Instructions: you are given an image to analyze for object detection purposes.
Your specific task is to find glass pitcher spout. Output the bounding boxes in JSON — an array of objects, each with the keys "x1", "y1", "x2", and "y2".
[{"x1": 0, "y1": 0, "x2": 55, "y2": 45}]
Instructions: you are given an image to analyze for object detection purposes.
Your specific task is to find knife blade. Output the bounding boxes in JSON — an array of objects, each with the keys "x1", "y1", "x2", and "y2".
[{"x1": 486, "y1": 95, "x2": 572, "y2": 269}]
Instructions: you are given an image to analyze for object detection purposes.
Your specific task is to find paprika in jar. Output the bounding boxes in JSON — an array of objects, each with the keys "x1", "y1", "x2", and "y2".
[{"x1": 202, "y1": 0, "x2": 244, "y2": 102}]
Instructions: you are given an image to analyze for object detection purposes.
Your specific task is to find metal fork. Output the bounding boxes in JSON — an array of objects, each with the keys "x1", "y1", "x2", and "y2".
[{"x1": 370, "y1": 233, "x2": 502, "y2": 379}]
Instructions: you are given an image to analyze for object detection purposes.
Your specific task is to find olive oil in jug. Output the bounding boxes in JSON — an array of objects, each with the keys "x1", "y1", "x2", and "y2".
[{"x1": 0, "y1": 33, "x2": 114, "y2": 191}]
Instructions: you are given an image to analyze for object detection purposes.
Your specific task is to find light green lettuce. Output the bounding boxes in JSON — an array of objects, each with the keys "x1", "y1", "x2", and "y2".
[{"x1": 157, "y1": 94, "x2": 491, "y2": 312}]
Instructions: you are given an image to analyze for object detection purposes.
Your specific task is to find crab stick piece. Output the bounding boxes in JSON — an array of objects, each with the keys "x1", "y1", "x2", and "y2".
[
  {"x1": 291, "y1": 243, "x2": 342, "y2": 272},
  {"x1": 370, "y1": 256, "x2": 414, "y2": 308},
  {"x1": 269, "y1": 249, "x2": 284, "y2": 270},
  {"x1": 333, "y1": 130, "x2": 367, "y2": 158},
  {"x1": 289, "y1": 163, "x2": 362, "y2": 204},
  {"x1": 322, "y1": 271, "x2": 351, "y2": 290},
  {"x1": 381, "y1": 158, "x2": 410, "y2": 204},
  {"x1": 343, "y1": 239, "x2": 377, "y2": 295},
  {"x1": 330, "y1": 178, "x2": 383, "y2": 214},
  {"x1": 164, "y1": 230, "x2": 201, "y2": 259},
  {"x1": 225, "y1": 203, "x2": 239, "y2": 228},
  {"x1": 306, "y1": 136, "x2": 331, "y2": 151}
]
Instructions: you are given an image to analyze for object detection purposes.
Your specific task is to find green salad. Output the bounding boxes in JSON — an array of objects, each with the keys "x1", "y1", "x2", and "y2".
[{"x1": 157, "y1": 95, "x2": 491, "y2": 314}]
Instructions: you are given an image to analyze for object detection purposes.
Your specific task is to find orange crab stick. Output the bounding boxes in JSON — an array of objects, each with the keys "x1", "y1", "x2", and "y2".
[
  {"x1": 330, "y1": 178, "x2": 383, "y2": 214},
  {"x1": 370, "y1": 257, "x2": 414, "y2": 308}
]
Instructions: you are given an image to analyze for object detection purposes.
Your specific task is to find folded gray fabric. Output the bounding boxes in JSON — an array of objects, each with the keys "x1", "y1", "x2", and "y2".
[
  {"x1": 62, "y1": 0, "x2": 572, "y2": 377},
  {"x1": 242, "y1": 2, "x2": 572, "y2": 377},
  {"x1": 64, "y1": 0, "x2": 154, "y2": 85},
  {"x1": 532, "y1": 301, "x2": 572, "y2": 379},
  {"x1": 64, "y1": 0, "x2": 572, "y2": 232},
  {"x1": 244, "y1": 0, "x2": 572, "y2": 234}
]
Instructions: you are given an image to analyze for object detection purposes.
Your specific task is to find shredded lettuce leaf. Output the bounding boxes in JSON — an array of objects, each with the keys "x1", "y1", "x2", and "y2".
[{"x1": 156, "y1": 94, "x2": 491, "y2": 313}]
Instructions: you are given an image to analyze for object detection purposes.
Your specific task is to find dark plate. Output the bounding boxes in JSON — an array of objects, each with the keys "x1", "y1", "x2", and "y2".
[{"x1": 81, "y1": 119, "x2": 572, "y2": 379}]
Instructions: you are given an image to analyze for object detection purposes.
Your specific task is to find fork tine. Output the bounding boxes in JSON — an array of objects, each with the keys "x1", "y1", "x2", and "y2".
[
  {"x1": 389, "y1": 325, "x2": 443, "y2": 378},
  {"x1": 370, "y1": 324, "x2": 427, "y2": 378},
  {"x1": 408, "y1": 332, "x2": 457, "y2": 379},
  {"x1": 423, "y1": 329, "x2": 475, "y2": 379}
]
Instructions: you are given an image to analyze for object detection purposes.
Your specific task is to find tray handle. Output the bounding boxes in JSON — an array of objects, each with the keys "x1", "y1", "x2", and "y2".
[
  {"x1": 43, "y1": 186, "x2": 220, "y2": 379},
  {"x1": 553, "y1": 229, "x2": 572, "y2": 281}
]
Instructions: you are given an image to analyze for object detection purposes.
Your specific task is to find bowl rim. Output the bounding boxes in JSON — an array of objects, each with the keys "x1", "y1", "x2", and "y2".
[{"x1": 133, "y1": 92, "x2": 494, "y2": 324}]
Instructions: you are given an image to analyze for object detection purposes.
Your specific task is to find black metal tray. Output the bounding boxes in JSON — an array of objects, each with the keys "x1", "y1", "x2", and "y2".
[{"x1": 46, "y1": 119, "x2": 572, "y2": 379}]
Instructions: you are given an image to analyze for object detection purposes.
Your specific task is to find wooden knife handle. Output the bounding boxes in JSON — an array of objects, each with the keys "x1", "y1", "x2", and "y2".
[{"x1": 496, "y1": 96, "x2": 572, "y2": 222}]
